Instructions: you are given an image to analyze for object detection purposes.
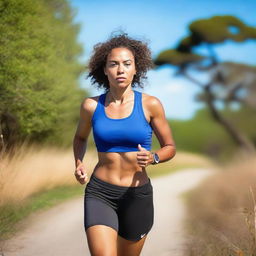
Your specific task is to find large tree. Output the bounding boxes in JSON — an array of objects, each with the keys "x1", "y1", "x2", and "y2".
[
  {"x1": 0, "y1": 0, "x2": 86, "y2": 149},
  {"x1": 155, "y1": 15, "x2": 256, "y2": 153}
]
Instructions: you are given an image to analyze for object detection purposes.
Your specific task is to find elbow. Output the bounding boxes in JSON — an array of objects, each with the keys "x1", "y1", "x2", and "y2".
[
  {"x1": 172, "y1": 146, "x2": 176, "y2": 159},
  {"x1": 164, "y1": 143, "x2": 176, "y2": 161},
  {"x1": 169, "y1": 145, "x2": 176, "y2": 160}
]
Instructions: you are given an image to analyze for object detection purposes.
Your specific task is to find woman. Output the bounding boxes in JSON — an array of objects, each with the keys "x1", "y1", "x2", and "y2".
[{"x1": 73, "y1": 33, "x2": 176, "y2": 256}]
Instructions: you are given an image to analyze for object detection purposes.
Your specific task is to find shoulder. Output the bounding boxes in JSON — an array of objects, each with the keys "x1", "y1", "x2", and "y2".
[
  {"x1": 80, "y1": 95, "x2": 101, "y2": 117},
  {"x1": 141, "y1": 92, "x2": 164, "y2": 114}
]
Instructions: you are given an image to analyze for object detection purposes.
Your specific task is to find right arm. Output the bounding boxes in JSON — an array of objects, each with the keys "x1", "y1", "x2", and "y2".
[{"x1": 73, "y1": 97, "x2": 97, "y2": 184}]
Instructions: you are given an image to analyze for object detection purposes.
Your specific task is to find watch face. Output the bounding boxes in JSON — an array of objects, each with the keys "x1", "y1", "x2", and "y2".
[{"x1": 154, "y1": 153, "x2": 160, "y2": 163}]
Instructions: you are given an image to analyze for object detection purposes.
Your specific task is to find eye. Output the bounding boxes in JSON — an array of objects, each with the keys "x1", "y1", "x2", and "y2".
[{"x1": 124, "y1": 63, "x2": 131, "y2": 66}]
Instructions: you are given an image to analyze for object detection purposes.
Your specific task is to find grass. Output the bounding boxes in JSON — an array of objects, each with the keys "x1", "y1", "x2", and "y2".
[
  {"x1": 0, "y1": 145, "x2": 214, "y2": 241},
  {"x1": 183, "y1": 152, "x2": 256, "y2": 256}
]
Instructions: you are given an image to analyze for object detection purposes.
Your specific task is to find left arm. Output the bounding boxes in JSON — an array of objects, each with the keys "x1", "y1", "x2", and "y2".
[
  {"x1": 137, "y1": 96, "x2": 176, "y2": 167},
  {"x1": 149, "y1": 96, "x2": 176, "y2": 163}
]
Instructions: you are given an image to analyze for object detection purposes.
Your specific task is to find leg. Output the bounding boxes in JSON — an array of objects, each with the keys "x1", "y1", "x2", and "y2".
[
  {"x1": 117, "y1": 235, "x2": 147, "y2": 256},
  {"x1": 84, "y1": 198, "x2": 119, "y2": 256},
  {"x1": 117, "y1": 182, "x2": 154, "y2": 255},
  {"x1": 86, "y1": 225, "x2": 118, "y2": 256}
]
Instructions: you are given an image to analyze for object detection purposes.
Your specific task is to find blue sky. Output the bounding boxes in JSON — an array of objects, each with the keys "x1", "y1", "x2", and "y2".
[{"x1": 70, "y1": 0, "x2": 256, "y2": 120}]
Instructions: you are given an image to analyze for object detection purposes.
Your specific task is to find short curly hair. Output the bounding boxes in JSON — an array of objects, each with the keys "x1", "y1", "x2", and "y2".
[{"x1": 87, "y1": 33, "x2": 154, "y2": 90}]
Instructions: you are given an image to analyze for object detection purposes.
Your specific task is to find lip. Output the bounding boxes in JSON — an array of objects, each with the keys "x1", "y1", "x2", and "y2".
[{"x1": 116, "y1": 77, "x2": 126, "y2": 81}]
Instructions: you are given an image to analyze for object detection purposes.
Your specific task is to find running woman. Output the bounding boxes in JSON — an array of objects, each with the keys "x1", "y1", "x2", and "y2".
[{"x1": 73, "y1": 33, "x2": 176, "y2": 256}]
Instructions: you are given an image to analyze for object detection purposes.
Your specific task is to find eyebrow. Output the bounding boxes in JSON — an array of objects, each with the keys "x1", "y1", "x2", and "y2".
[{"x1": 108, "y1": 59, "x2": 132, "y2": 63}]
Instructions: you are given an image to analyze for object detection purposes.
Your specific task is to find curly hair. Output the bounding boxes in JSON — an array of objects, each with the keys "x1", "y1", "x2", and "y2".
[{"x1": 87, "y1": 33, "x2": 154, "y2": 90}]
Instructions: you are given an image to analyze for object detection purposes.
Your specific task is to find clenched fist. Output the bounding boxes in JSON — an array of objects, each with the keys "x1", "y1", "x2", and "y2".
[
  {"x1": 136, "y1": 144, "x2": 153, "y2": 168},
  {"x1": 74, "y1": 159, "x2": 88, "y2": 185}
]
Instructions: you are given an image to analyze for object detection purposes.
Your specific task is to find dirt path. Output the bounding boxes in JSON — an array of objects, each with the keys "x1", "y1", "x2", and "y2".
[{"x1": 2, "y1": 168, "x2": 214, "y2": 256}]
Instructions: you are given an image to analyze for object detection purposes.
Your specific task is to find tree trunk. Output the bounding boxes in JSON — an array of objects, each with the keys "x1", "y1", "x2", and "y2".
[{"x1": 204, "y1": 85, "x2": 255, "y2": 153}]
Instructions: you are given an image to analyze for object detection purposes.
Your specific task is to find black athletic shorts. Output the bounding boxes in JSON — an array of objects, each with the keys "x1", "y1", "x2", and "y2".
[{"x1": 84, "y1": 173, "x2": 154, "y2": 241}]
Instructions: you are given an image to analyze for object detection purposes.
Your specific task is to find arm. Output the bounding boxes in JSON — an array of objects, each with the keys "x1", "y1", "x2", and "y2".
[
  {"x1": 149, "y1": 96, "x2": 176, "y2": 163},
  {"x1": 137, "y1": 95, "x2": 176, "y2": 167},
  {"x1": 73, "y1": 97, "x2": 97, "y2": 184}
]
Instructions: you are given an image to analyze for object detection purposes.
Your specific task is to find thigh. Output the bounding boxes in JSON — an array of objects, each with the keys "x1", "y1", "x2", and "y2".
[
  {"x1": 117, "y1": 234, "x2": 147, "y2": 256},
  {"x1": 84, "y1": 197, "x2": 119, "y2": 231},
  {"x1": 86, "y1": 225, "x2": 118, "y2": 256},
  {"x1": 117, "y1": 186, "x2": 154, "y2": 241},
  {"x1": 84, "y1": 197, "x2": 119, "y2": 256}
]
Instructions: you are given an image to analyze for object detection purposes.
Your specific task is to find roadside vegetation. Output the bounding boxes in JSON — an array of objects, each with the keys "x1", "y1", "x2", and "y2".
[{"x1": 184, "y1": 153, "x2": 256, "y2": 256}]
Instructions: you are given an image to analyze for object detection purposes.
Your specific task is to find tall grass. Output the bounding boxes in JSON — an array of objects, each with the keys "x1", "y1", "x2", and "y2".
[
  {"x1": 184, "y1": 153, "x2": 256, "y2": 256},
  {"x1": 0, "y1": 144, "x2": 97, "y2": 206}
]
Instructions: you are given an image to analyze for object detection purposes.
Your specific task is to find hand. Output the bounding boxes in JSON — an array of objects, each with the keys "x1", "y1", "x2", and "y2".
[
  {"x1": 137, "y1": 144, "x2": 153, "y2": 168},
  {"x1": 74, "y1": 159, "x2": 88, "y2": 185}
]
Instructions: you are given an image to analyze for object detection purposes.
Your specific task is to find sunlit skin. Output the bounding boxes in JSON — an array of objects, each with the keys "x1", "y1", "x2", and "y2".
[
  {"x1": 73, "y1": 47, "x2": 176, "y2": 256},
  {"x1": 104, "y1": 47, "x2": 136, "y2": 90}
]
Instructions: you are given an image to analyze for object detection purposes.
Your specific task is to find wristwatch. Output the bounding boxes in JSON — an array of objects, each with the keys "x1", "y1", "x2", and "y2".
[{"x1": 151, "y1": 152, "x2": 160, "y2": 165}]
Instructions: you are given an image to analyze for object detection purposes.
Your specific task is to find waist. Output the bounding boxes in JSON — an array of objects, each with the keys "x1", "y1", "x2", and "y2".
[
  {"x1": 97, "y1": 151, "x2": 139, "y2": 168},
  {"x1": 93, "y1": 152, "x2": 149, "y2": 187},
  {"x1": 89, "y1": 173, "x2": 151, "y2": 191}
]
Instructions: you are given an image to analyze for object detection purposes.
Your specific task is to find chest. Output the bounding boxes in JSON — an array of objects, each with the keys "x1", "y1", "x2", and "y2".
[{"x1": 104, "y1": 99, "x2": 150, "y2": 122}]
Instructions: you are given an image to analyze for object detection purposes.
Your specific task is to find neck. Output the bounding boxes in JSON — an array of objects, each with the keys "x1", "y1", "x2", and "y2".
[{"x1": 107, "y1": 86, "x2": 133, "y2": 103}]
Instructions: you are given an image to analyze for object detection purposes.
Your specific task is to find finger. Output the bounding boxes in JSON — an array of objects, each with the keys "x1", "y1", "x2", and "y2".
[
  {"x1": 79, "y1": 176, "x2": 88, "y2": 184},
  {"x1": 75, "y1": 170, "x2": 82, "y2": 176},
  {"x1": 137, "y1": 160, "x2": 149, "y2": 165},
  {"x1": 138, "y1": 144, "x2": 147, "y2": 151},
  {"x1": 137, "y1": 160, "x2": 148, "y2": 165},
  {"x1": 137, "y1": 155, "x2": 150, "y2": 160},
  {"x1": 79, "y1": 169, "x2": 85, "y2": 175},
  {"x1": 137, "y1": 152, "x2": 149, "y2": 156},
  {"x1": 81, "y1": 179, "x2": 87, "y2": 184},
  {"x1": 76, "y1": 164, "x2": 86, "y2": 173},
  {"x1": 80, "y1": 172, "x2": 88, "y2": 178}
]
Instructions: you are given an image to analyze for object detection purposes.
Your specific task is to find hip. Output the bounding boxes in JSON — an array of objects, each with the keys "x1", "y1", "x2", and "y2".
[{"x1": 84, "y1": 173, "x2": 153, "y2": 209}]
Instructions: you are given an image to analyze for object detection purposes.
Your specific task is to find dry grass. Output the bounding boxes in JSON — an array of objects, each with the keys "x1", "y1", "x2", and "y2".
[
  {"x1": 147, "y1": 150, "x2": 216, "y2": 177},
  {"x1": 0, "y1": 144, "x2": 97, "y2": 206},
  {"x1": 184, "y1": 152, "x2": 256, "y2": 256},
  {"x1": 170, "y1": 150, "x2": 216, "y2": 168}
]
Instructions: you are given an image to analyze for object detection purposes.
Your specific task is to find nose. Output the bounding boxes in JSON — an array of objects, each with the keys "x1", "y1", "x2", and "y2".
[{"x1": 117, "y1": 64, "x2": 124, "y2": 74}]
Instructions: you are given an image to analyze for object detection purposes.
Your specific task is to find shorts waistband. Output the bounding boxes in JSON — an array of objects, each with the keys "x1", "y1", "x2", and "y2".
[{"x1": 89, "y1": 173, "x2": 151, "y2": 192}]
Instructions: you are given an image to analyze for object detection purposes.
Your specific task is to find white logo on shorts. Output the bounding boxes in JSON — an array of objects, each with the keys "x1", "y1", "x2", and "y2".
[{"x1": 140, "y1": 233, "x2": 146, "y2": 238}]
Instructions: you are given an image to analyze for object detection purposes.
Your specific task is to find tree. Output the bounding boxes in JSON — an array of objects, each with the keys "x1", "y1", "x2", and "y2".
[
  {"x1": 0, "y1": 0, "x2": 86, "y2": 149},
  {"x1": 154, "y1": 15, "x2": 256, "y2": 153}
]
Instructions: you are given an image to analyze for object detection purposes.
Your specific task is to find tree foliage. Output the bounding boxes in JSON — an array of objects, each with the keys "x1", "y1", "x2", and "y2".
[
  {"x1": 0, "y1": 0, "x2": 86, "y2": 148},
  {"x1": 155, "y1": 15, "x2": 256, "y2": 153}
]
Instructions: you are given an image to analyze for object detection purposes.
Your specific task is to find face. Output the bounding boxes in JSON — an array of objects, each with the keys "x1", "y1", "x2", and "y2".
[{"x1": 104, "y1": 47, "x2": 136, "y2": 89}]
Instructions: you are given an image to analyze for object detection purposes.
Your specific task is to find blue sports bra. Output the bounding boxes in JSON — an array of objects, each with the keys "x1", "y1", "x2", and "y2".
[{"x1": 92, "y1": 90, "x2": 152, "y2": 152}]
